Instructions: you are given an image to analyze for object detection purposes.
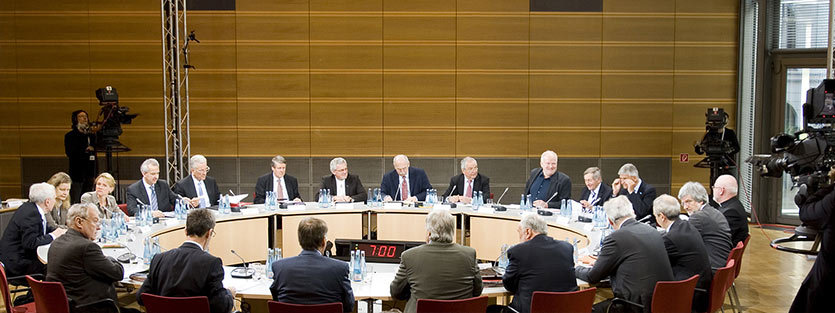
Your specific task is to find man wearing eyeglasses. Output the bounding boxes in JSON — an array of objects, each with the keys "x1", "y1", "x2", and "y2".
[
  {"x1": 138, "y1": 209, "x2": 236, "y2": 313},
  {"x1": 47, "y1": 203, "x2": 138, "y2": 312},
  {"x1": 174, "y1": 155, "x2": 220, "y2": 208},
  {"x1": 0, "y1": 183, "x2": 66, "y2": 280}
]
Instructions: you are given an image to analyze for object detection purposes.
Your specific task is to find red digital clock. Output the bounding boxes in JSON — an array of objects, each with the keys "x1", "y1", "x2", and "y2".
[
  {"x1": 334, "y1": 239, "x2": 424, "y2": 263},
  {"x1": 355, "y1": 243, "x2": 405, "y2": 259}
]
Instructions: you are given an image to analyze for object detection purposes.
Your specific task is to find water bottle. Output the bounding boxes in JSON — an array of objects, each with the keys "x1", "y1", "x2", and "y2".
[
  {"x1": 110, "y1": 218, "x2": 119, "y2": 240},
  {"x1": 153, "y1": 237, "x2": 161, "y2": 256},
  {"x1": 325, "y1": 189, "x2": 332, "y2": 207},
  {"x1": 498, "y1": 244, "x2": 510, "y2": 270},
  {"x1": 360, "y1": 250, "x2": 367, "y2": 281},
  {"x1": 520, "y1": 195, "x2": 526, "y2": 210},
  {"x1": 143, "y1": 237, "x2": 152, "y2": 265},
  {"x1": 367, "y1": 188, "x2": 373, "y2": 206},
  {"x1": 525, "y1": 194, "x2": 532, "y2": 211},
  {"x1": 349, "y1": 250, "x2": 355, "y2": 278},
  {"x1": 352, "y1": 250, "x2": 363, "y2": 282},
  {"x1": 572, "y1": 237, "x2": 579, "y2": 264},
  {"x1": 266, "y1": 248, "x2": 274, "y2": 278}
]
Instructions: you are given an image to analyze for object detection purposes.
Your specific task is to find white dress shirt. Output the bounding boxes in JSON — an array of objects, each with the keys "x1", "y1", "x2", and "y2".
[
  {"x1": 192, "y1": 177, "x2": 210, "y2": 208},
  {"x1": 273, "y1": 175, "x2": 289, "y2": 200},
  {"x1": 336, "y1": 178, "x2": 346, "y2": 197}
]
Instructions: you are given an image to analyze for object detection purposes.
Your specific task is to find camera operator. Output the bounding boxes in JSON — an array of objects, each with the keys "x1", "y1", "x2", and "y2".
[
  {"x1": 790, "y1": 171, "x2": 835, "y2": 313},
  {"x1": 64, "y1": 110, "x2": 98, "y2": 203}
]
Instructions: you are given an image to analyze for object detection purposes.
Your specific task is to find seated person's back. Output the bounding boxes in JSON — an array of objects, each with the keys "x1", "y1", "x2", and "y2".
[
  {"x1": 270, "y1": 217, "x2": 354, "y2": 312},
  {"x1": 390, "y1": 209, "x2": 483, "y2": 313}
]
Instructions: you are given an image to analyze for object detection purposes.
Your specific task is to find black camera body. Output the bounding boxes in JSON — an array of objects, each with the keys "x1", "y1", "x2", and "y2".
[
  {"x1": 94, "y1": 86, "x2": 138, "y2": 151},
  {"x1": 748, "y1": 79, "x2": 835, "y2": 191}
]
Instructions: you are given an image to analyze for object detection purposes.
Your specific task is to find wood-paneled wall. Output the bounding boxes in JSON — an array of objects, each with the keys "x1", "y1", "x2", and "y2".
[{"x1": 0, "y1": 0, "x2": 739, "y2": 197}]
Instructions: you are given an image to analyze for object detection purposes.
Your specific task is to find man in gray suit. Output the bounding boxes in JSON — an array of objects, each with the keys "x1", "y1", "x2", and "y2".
[
  {"x1": 47, "y1": 203, "x2": 129, "y2": 311},
  {"x1": 390, "y1": 209, "x2": 483, "y2": 313},
  {"x1": 575, "y1": 196, "x2": 673, "y2": 313},
  {"x1": 679, "y1": 181, "x2": 733, "y2": 269}
]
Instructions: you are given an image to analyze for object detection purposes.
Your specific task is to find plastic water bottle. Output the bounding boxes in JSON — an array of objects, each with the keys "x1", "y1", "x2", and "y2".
[
  {"x1": 153, "y1": 237, "x2": 161, "y2": 256},
  {"x1": 520, "y1": 195, "x2": 526, "y2": 211},
  {"x1": 352, "y1": 250, "x2": 363, "y2": 282},
  {"x1": 525, "y1": 194, "x2": 532, "y2": 211},
  {"x1": 360, "y1": 250, "x2": 367, "y2": 281},
  {"x1": 266, "y1": 248, "x2": 274, "y2": 278},
  {"x1": 498, "y1": 244, "x2": 510, "y2": 270},
  {"x1": 349, "y1": 250, "x2": 355, "y2": 277},
  {"x1": 143, "y1": 237, "x2": 152, "y2": 265},
  {"x1": 572, "y1": 237, "x2": 579, "y2": 264},
  {"x1": 367, "y1": 188, "x2": 374, "y2": 206}
]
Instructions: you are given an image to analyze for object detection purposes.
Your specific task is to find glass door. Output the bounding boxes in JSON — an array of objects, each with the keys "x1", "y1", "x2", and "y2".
[{"x1": 780, "y1": 67, "x2": 826, "y2": 217}]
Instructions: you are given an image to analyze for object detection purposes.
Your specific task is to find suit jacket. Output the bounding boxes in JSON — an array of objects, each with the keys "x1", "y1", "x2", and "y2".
[
  {"x1": 64, "y1": 128, "x2": 96, "y2": 183},
  {"x1": 614, "y1": 181, "x2": 657, "y2": 223},
  {"x1": 790, "y1": 185, "x2": 835, "y2": 313},
  {"x1": 126, "y1": 179, "x2": 178, "y2": 216},
  {"x1": 46, "y1": 203, "x2": 69, "y2": 228},
  {"x1": 575, "y1": 219, "x2": 673, "y2": 311},
  {"x1": 46, "y1": 228, "x2": 123, "y2": 305},
  {"x1": 579, "y1": 183, "x2": 613, "y2": 207},
  {"x1": 524, "y1": 169, "x2": 571, "y2": 208},
  {"x1": 270, "y1": 250, "x2": 354, "y2": 312},
  {"x1": 254, "y1": 173, "x2": 301, "y2": 204},
  {"x1": 688, "y1": 205, "x2": 733, "y2": 269},
  {"x1": 173, "y1": 175, "x2": 220, "y2": 207},
  {"x1": 315, "y1": 173, "x2": 367, "y2": 203},
  {"x1": 80, "y1": 191, "x2": 119, "y2": 219},
  {"x1": 662, "y1": 220, "x2": 713, "y2": 311},
  {"x1": 503, "y1": 234, "x2": 577, "y2": 313},
  {"x1": 137, "y1": 242, "x2": 234, "y2": 313},
  {"x1": 441, "y1": 173, "x2": 490, "y2": 199},
  {"x1": 0, "y1": 202, "x2": 55, "y2": 277},
  {"x1": 718, "y1": 196, "x2": 749, "y2": 245},
  {"x1": 380, "y1": 167, "x2": 432, "y2": 201},
  {"x1": 390, "y1": 242, "x2": 483, "y2": 313}
]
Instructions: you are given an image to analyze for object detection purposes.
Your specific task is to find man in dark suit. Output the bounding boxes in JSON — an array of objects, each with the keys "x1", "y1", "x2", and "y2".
[
  {"x1": 790, "y1": 182, "x2": 835, "y2": 312},
  {"x1": 270, "y1": 217, "x2": 354, "y2": 312},
  {"x1": 173, "y1": 154, "x2": 220, "y2": 208},
  {"x1": 380, "y1": 155, "x2": 432, "y2": 202},
  {"x1": 47, "y1": 203, "x2": 126, "y2": 310},
  {"x1": 315, "y1": 157, "x2": 367, "y2": 203},
  {"x1": 126, "y1": 158, "x2": 178, "y2": 217},
  {"x1": 390, "y1": 209, "x2": 482, "y2": 313},
  {"x1": 254, "y1": 155, "x2": 302, "y2": 204},
  {"x1": 713, "y1": 175, "x2": 749, "y2": 245},
  {"x1": 653, "y1": 195, "x2": 712, "y2": 312},
  {"x1": 442, "y1": 157, "x2": 490, "y2": 204},
  {"x1": 137, "y1": 209, "x2": 236, "y2": 313},
  {"x1": 502, "y1": 213, "x2": 577, "y2": 313},
  {"x1": 678, "y1": 181, "x2": 733, "y2": 269},
  {"x1": 579, "y1": 167, "x2": 612, "y2": 208},
  {"x1": 611, "y1": 163, "x2": 657, "y2": 223},
  {"x1": 524, "y1": 150, "x2": 571, "y2": 208},
  {"x1": 575, "y1": 196, "x2": 673, "y2": 313},
  {"x1": 0, "y1": 183, "x2": 67, "y2": 278}
]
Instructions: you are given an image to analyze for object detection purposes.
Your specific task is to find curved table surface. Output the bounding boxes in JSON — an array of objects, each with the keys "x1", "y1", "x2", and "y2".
[{"x1": 37, "y1": 202, "x2": 600, "y2": 301}]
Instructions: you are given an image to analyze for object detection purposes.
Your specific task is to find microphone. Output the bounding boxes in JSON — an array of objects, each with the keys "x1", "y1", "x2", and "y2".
[
  {"x1": 493, "y1": 187, "x2": 510, "y2": 211},
  {"x1": 229, "y1": 189, "x2": 236, "y2": 196},
  {"x1": 637, "y1": 214, "x2": 653, "y2": 224},
  {"x1": 188, "y1": 30, "x2": 200, "y2": 43},
  {"x1": 393, "y1": 178, "x2": 403, "y2": 202},
  {"x1": 445, "y1": 185, "x2": 457, "y2": 202},
  {"x1": 544, "y1": 191, "x2": 559, "y2": 206},
  {"x1": 229, "y1": 249, "x2": 255, "y2": 279},
  {"x1": 324, "y1": 241, "x2": 334, "y2": 257},
  {"x1": 495, "y1": 187, "x2": 509, "y2": 205}
]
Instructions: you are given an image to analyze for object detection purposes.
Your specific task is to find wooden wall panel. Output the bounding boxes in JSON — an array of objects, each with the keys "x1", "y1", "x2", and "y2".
[
  {"x1": 189, "y1": 44, "x2": 238, "y2": 70},
  {"x1": 16, "y1": 74, "x2": 90, "y2": 98},
  {"x1": 601, "y1": 74, "x2": 673, "y2": 99},
  {"x1": 235, "y1": 15, "x2": 309, "y2": 41},
  {"x1": 675, "y1": 17, "x2": 738, "y2": 43},
  {"x1": 191, "y1": 129, "x2": 239, "y2": 156},
  {"x1": 311, "y1": 129, "x2": 383, "y2": 156},
  {"x1": 383, "y1": 16, "x2": 455, "y2": 41},
  {"x1": 530, "y1": 46, "x2": 601, "y2": 70},
  {"x1": 18, "y1": 102, "x2": 87, "y2": 127},
  {"x1": 14, "y1": 15, "x2": 89, "y2": 41},
  {"x1": 18, "y1": 130, "x2": 67, "y2": 155},
  {"x1": 602, "y1": 46, "x2": 673, "y2": 71},
  {"x1": 310, "y1": 45, "x2": 382, "y2": 69},
  {"x1": 673, "y1": 74, "x2": 737, "y2": 100},
  {"x1": 671, "y1": 131, "x2": 705, "y2": 156},
  {"x1": 238, "y1": 129, "x2": 311, "y2": 156},
  {"x1": 187, "y1": 73, "x2": 238, "y2": 99},
  {"x1": 672, "y1": 102, "x2": 737, "y2": 128},
  {"x1": 601, "y1": 17, "x2": 674, "y2": 42},
  {"x1": 455, "y1": 130, "x2": 527, "y2": 157},
  {"x1": 0, "y1": 73, "x2": 16, "y2": 102},
  {"x1": 0, "y1": 157, "x2": 22, "y2": 198},
  {"x1": 0, "y1": 127, "x2": 21, "y2": 156},
  {"x1": 457, "y1": 74, "x2": 528, "y2": 99},
  {"x1": 88, "y1": 15, "x2": 159, "y2": 41},
  {"x1": 676, "y1": 0, "x2": 739, "y2": 13},
  {"x1": 671, "y1": 159, "x2": 710, "y2": 185},
  {"x1": 675, "y1": 46, "x2": 737, "y2": 71},
  {"x1": 236, "y1": 73, "x2": 309, "y2": 98},
  {"x1": 529, "y1": 130, "x2": 601, "y2": 157},
  {"x1": 310, "y1": 74, "x2": 381, "y2": 98},
  {"x1": 457, "y1": 16, "x2": 528, "y2": 41},
  {"x1": 236, "y1": 101, "x2": 310, "y2": 127},
  {"x1": 600, "y1": 131, "x2": 671, "y2": 157},
  {"x1": 236, "y1": 45, "x2": 310, "y2": 70},
  {"x1": 188, "y1": 14, "x2": 237, "y2": 41},
  {"x1": 601, "y1": 102, "x2": 672, "y2": 128},
  {"x1": 88, "y1": 0, "x2": 158, "y2": 11},
  {"x1": 383, "y1": 129, "x2": 455, "y2": 156},
  {"x1": 529, "y1": 74, "x2": 601, "y2": 99},
  {"x1": 383, "y1": 0, "x2": 454, "y2": 11},
  {"x1": 603, "y1": 0, "x2": 675, "y2": 12},
  {"x1": 383, "y1": 74, "x2": 455, "y2": 98},
  {"x1": 457, "y1": 46, "x2": 528, "y2": 70},
  {"x1": 89, "y1": 44, "x2": 161, "y2": 70},
  {"x1": 383, "y1": 45, "x2": 455, "y2": 69},
  {"x1": 310, "y1": 16, "x2": 382, "y2": 41},
  {"x1": 16, "y1": 45, "x2": 90, "y2": 69},
  {"x1": 529, "y1": 102, "x2": 601, "y2": 127},
  {"x1": 189, "y1": 100, "x2": 239, "y2": 127},
  {"x1": 311, "y1": 102, "x2": 382, "y2": 126},
  {"x1": 118, "y1": 128, "x2": 166, "y2": 155},
  {"x1": 310, "y1": 0, "x2": 381, "y2": 11},
  {"x1": 13, "y1": 0, "x2": 87, "y2": 11},
  {"x1": 456, "y1": 102, "x2": 527, "y2": 127},
  {"x1": 530, "y1": 16, "x2": 602, "y2": 42},
  {"x1": 89, "y1": 73, "x2": 161, "y2": 98},
  {"x1": 236, "y1": 0, "x2": 308, "y2": 12},
  {"x1": 383, "y1": 101, "x2": 455, "y2": 127},
  {"x1": 457, "y1": 0, "x2": 528, "y2": 12}
]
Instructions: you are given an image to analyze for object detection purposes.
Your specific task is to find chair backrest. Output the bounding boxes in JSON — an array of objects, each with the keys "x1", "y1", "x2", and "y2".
[
  {"x1": 267, "y1": 301, "x2": 343, "y2": 313},
  {"x1": 140, "y1": 293, "x2": 211, "y2": 313},
  {"x1": 416, "y1": 296, "x2": 488, "y2": 313},
  {"x1": 26, "y1": 275, "x2": 70, "y2": 313},
  {"x1": 530, "y1": 288, "x2": 596, "y2": 313},
  {"x1": 734, "y1": 235, "x2": 751, "y2": 279},
  {"x1": 728, "y1": 241, "x2": 744, "y2": 279},
  {"x1": 0, "y1": 265, "x2": 14, "y2": 313},
  {"x1": 651, "y1": 275, "x2": 700, "y2": 313},
  {"x1": 117, "y1": 204, "x2": 128, "y2": 215},
  {"x1": 706, "y1": 260, "x2": 735, "y2": 313}
]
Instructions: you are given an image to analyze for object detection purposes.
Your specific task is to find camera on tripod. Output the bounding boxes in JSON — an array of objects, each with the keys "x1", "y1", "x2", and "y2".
[
  {"x1": 747, "y1": 79, "x2": 835, "y2": 192},
  {"x1": 94, "y1": 86, "x2": 138, "y2": 152},
  {"x1": 694, "y1": 107, "x2": 739, "y2": 185}
]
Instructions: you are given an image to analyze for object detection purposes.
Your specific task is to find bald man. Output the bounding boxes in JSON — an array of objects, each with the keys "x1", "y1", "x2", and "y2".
[
  {"x1": 381, "y1": 155, "x2": 432, "y2": 202},
  {"x1": 712, "y1": 175, "x2": 749, "y2": 245}
]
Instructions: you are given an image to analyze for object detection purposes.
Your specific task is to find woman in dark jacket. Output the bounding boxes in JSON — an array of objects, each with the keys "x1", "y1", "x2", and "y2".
[{"x1": 64, "y1": 110, "x2": 96, "y2": 202}]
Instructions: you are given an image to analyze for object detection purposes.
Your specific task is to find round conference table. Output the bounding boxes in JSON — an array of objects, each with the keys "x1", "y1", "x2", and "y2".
[{"x1": 38, "y1": 201, "x2": 600, "y2": 311}]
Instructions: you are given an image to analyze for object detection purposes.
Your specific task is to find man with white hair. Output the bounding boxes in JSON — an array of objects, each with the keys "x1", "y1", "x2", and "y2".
[
  {"x1": 712, "y1": 175, "x2": 749, "y2": 245},
  {"x1": 47, "y1": 203, "x2": 130, "y2": 311},
  {"x1": 575, "y1": 196, "x2": 672, "y2": 313},
  {"x1": 653, "y1": 195, "x2": 712, "y2": 312},
  {"x1": 173, "y1": 154, "x2": 220, "y2": 208},
  {"x1": 381, "y1": 155, "x2": 432, "y2": 202},
  {"x1": 316, "y1": 157, "x2": 367, "y2": 203},
  {"x1": 501, "y1": 213, "x2": 577, "y2": 313},
  {"x1": 611, "y1": 163, "x2": 657, "y2": 223},
  {"x1": 126, "y1": 158, "x2": 178, "y2": 216},
  {"x1": 579, "y1": 167, "x2": 612, "y2": 208},
  {"x1": 390, "y1": 209, "x2": 482, "y2": 313},
  {"x1": 0, "y1": 183, "x2": 67, "y2": 278},
  {"x1": 524, "y1": 150, "x2": 571, "y2": 208},
  {"x1": 255, "y1": 155, "x2": 302, "y2": 204},
  {"x1": 678, "y1": 181, "x2": 732, "y2": 269},
  {"x1": 442, "y1": 157, "x2": 490, "y2": 204}
]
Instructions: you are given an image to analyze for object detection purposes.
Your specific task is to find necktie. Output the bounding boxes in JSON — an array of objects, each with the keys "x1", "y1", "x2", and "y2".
[
  {"x1": 590, "y1": 190, "x2": 597, "y2": 203},
  {"x1": 277, "y1": 179, "x2": 285, "y2": 200},
  {"x1": 149, "y1": 186, "x2": 158, "y2": 211},
  {"x1": 400, "y1": 177, "x2": 408, "y2": 201},
  {"x1": 465, "y1": 180, "x2": 473, "y2": 198},
  {"x1": 197, "y1": 181, "x2": 207, "y2": 208}
]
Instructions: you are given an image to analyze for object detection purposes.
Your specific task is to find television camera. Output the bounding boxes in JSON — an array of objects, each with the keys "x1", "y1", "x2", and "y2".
[{"x1": 94, "y1": 86, "x2": 138, "y2": 152}]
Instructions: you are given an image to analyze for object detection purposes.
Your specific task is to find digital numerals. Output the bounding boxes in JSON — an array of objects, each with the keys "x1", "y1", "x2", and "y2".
[{"x1": 369, "y1": 244, "x2": 397, "y2": 257}]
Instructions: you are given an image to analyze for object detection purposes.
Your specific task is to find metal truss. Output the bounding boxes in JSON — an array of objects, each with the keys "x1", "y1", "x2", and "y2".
[{"x1": 161, "y1": 0, "x2": 191, "y2": 184}]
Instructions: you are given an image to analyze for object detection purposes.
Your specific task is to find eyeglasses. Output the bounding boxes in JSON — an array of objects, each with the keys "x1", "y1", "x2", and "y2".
[
  {"x1": 195, "y1": 167, "x2": 210, "y2": 174},
  {"x1": 79, "y1": 216, "x2": 101, "y2": 226},
  {"x1": 210, "y1": 229, "x2": 216, "y2": 237}
]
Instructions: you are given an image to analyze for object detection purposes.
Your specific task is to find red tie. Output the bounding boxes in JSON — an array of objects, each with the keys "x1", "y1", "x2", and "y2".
[
  {"x1": 400, "y1": 177, "x2": 409, "y2": 200},
  {"x1": 277, "y1": 179, "x2": 285, "y2": 200},
  {"x1": 465, "y1": 180, "x2": 473, "y2": 198}
]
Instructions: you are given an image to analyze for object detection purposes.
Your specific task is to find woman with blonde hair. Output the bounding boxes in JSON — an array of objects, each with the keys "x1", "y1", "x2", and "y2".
[
  {"x1": 81, "y1": 172, "x2": 120, "y2": 218},
  {"x1": 46, "y1": 172, "x2": 72, "y2": 228}
]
